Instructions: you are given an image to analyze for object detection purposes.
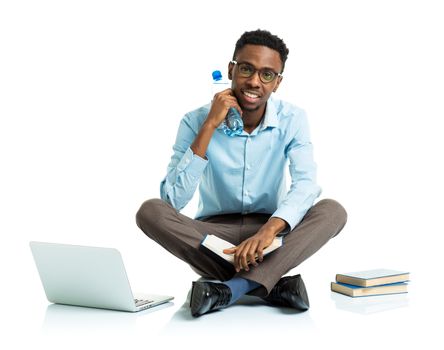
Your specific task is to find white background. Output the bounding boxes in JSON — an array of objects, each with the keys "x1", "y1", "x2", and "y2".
[{"x1": 1, "y1": 0, "x2": 443, "y2": 348}]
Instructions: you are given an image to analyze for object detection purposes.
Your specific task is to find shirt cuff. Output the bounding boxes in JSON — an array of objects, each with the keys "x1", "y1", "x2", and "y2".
[
  {"x1": 268, "y1": 215, "x2": 291, "y2": 236},
  {"x1": 271, "y1": 207, "x2": 305, "y2": 233},
  {"x1": 176, "y1": 147, "x2": 208, "y2": 177}
]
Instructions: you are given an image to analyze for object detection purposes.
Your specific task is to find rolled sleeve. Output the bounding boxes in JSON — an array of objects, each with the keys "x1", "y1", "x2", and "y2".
[
  {"x1": 271, "y1": 185, "x2": 321, "y2": 232},
  {"x1": 161, "y1": 147, "x2": 208, "y2": 210},
  {"x1": 160, "y1": 109, "x2": 209, "y2": 211}
]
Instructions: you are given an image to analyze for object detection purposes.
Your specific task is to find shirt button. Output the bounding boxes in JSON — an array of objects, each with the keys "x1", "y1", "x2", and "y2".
[{"x1": 246, "y1": 165, "x2": 251, "y2": 170}]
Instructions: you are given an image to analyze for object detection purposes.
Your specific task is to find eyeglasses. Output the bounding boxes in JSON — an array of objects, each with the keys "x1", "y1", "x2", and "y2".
[{"x1": 230, "y1": 60, "x2": 282, "y2": 84}]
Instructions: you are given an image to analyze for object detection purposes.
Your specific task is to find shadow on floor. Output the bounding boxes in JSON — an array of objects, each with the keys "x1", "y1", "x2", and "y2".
[{"x1": 158, "y1": 286, "x2": 318, "y2": 338}]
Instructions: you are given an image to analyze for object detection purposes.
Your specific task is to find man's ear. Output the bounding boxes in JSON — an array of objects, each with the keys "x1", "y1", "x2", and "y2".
[
  {"x1": 228, "y1": 61, "x2": 235, "y2": 80},
  {"x1": 273, "y1": 76, "x2": 283, "y2": 92}
]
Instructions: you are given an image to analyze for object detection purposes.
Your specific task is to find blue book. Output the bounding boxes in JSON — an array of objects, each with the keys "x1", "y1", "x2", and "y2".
[{"x1": 331, "y1": 281, "x2": 408, "y2": 297}]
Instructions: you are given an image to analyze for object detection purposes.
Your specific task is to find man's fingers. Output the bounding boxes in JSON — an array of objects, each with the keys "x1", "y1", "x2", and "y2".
[
  {"x1": 233, "y1": 244, "x2": 243, "y2": 272},
  {"x1": 241, "y1": 251, "x2": 249, "y2": 271},
  {"x1": 235, "y1": 242, "x2": 250, "y2": 272},
  {"x1": 218, "y1": 88, "x2": 234, "y2": 95},
  {"x1": 224, "y1": 97, "x2": 242, "y2": 115},
  {"x1": 223, "y1": 247, "x2": 236, "y2": 254},
  {"x1": 247, "y1": 241, "x2": 259, "y2": 267},
  {"x1": 256, "y1": 242, "x2": 267, "y2": 262},
  {"x1": 214, "y1": 89, "x2": 242, "y2": 115},
  {"x1": 257, "y1": 249, "x2": 264, "y2": 262},
  {"x1": 238, "y1": 241, "x2": 261, "y2": 271},
  {"x1": 232, "y1": 238, "x2": 269, "y2": 272}
]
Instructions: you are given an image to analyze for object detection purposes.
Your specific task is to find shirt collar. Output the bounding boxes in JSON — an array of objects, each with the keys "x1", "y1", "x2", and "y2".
[
  {"x1": 216, "y1": 97, "x2": 279, "y2": 132},
  {"x1": 260, "y1": 97, "x2": 279, "y2": 131},
  {"x1": 217, "y1": 97, "x2": 279, "y2": 131}
]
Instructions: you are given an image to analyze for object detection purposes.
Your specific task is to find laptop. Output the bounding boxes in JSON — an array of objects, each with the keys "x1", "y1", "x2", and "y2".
[{"x1": 30, "y1": 241, "x2": 174, "y2": 312}]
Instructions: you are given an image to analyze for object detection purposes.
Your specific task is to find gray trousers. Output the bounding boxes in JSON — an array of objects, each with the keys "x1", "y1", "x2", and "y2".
[{"x1": 136, "y1": 198, "x2": 347, "y2": 297}]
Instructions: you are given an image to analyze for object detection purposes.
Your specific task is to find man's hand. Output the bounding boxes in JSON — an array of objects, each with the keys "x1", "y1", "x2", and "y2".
[
  {"x1": 191, "y1": 88, "x2": 242, "y2": 159},
  {"x1": 205, "y1": 88, "x2": 242, "y2": 130},
  {"x1": 223, "y1": 217, "x2": 288, "y2": 273}
]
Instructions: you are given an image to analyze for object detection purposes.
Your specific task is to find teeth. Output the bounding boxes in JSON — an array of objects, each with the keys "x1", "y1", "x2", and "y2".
[{"x1": 243, "y1": 91, "x2": 259, "y2": 98}]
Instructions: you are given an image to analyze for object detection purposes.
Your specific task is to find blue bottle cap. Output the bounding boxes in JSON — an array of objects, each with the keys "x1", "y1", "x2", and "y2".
[{"x1": 212, "y1": 70, "x2": 223, "y2": 81}]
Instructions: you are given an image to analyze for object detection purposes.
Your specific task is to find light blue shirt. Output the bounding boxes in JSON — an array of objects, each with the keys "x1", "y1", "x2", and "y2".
[{"x1": 160, "y1": 97, "x2": 321, "y2": 232}]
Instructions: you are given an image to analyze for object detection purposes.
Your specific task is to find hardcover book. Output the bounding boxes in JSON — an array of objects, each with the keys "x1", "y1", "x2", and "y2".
[
  {"x1": 335, "y1": 269, "x2": 410, "y2": 287},
  {"x1": 200, "y1": 234, "x2": 283, "y2": 265},
  {"x1": 331, "y1": 281, "x2": 408, "y2": 297}
]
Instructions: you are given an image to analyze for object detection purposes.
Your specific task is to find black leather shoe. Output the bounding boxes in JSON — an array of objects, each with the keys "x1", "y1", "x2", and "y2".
[
  {"x1": 262, "y1": 274, "x2": 310, "y2": 311},
  {"x1": 190, "y1": 281, "x2": 232, "y2": 317}
]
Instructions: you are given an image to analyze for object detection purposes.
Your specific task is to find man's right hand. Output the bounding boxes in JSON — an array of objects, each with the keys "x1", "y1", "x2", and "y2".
[
  {"x1": 191, "y1": 89, "x2": 242, "y2": 159},
  {"x1": 205, "y1": 88, "x2": 243, "y2": 130}
]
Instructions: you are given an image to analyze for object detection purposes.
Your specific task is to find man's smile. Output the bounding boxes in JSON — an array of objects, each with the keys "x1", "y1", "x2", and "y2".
[{"x1": 240, "y1": 89, "x2": 262, "y2": 104}]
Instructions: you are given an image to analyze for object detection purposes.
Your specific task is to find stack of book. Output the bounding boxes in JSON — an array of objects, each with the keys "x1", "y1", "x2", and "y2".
[{"x1": 331, "y1": 269, "x2": 410, "y2": 297}]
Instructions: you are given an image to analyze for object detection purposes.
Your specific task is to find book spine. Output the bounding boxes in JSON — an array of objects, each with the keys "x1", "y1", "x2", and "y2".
[{"x1": 336, "y1": 275, "x2": 368, "y2": 287}]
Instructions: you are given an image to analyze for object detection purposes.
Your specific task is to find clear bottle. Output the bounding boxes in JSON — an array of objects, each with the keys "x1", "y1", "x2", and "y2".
[{"x1": 212, "y1": 70, "x2": 243, "y2": 137}]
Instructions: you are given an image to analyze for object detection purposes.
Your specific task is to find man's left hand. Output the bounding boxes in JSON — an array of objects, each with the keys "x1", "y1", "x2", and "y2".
[{"x1": 223, "y1": 227, "x2": 276, "y2": 273}]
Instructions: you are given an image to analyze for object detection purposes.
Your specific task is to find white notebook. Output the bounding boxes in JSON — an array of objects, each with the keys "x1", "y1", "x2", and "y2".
[{"x1": 200, "y1": 234, "x2": 283, "y2": 264}]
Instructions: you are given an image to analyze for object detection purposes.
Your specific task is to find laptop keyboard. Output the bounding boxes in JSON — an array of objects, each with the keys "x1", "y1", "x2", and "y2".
[{"x1": 134, "y1": 298, "x2": 154, "y2": 307}]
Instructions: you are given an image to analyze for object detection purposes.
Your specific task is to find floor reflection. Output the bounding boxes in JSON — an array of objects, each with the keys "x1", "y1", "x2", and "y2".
[
  {"x1": 159, "y1": 289, "x2": 318, "y2": 339},
  {"x1": 42, "y1": 302, "x2": 174, "y2": 334},
  {"x1": 330, "y1": 292, "x2": 409, "y2": 314}
]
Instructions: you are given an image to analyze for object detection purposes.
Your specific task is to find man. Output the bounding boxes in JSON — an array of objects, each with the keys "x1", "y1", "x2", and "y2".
[{"x1": 136, "y1": 29, "x2": 347, "y2": 317}]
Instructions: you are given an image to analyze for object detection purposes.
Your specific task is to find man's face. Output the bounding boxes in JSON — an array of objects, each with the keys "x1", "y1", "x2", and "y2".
[{"x1": 228, "y1": 44, "x2": 283, "y2": 113}]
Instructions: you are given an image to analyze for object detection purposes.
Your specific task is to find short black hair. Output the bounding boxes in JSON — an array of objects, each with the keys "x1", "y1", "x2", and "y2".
[{"x1": 233, "y1": 29, "x2": 289, "y2": 72}]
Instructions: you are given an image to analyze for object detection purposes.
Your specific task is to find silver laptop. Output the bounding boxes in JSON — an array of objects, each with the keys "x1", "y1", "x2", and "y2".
[{"x1": 30, "y1": 241, "x2": 174, "y2": 312}]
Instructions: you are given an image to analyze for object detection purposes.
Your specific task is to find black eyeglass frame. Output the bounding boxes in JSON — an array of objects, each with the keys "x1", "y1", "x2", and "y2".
[{"x1": 230, "y1": 60, "x2": 283, "y2": 84}]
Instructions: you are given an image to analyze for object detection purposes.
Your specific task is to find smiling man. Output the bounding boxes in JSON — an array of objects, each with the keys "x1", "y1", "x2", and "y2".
[{"x1": 136, "y1": 29, "x2": 347, "y2": 317}]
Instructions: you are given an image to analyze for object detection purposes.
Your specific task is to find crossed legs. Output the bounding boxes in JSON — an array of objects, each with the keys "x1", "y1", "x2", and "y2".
[{"x1": 136, "y1": 198, "x2": 347, "y2": 297}]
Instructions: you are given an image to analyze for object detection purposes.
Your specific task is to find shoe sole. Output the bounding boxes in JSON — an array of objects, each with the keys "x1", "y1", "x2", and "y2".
[
  {"x1": 294, "y1": 275, "x2": 310, "y2": 310},
  {"x1": 190, "y1": 282, "x2": 202, "y2": 317},
  {"x1": 190, "y1": 281, "x2": 212, "y2": 317}
]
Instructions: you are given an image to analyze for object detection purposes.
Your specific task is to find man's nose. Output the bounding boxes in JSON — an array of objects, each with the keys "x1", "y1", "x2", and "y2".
[{"x1": 245, "y1": 71, "x2": 262, "y2": 87}]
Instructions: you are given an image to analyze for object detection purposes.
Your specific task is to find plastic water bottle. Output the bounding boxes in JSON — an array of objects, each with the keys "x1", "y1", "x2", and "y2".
[{"x1": 212, "y1": 70, "x2": 243, "y2": 137}]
